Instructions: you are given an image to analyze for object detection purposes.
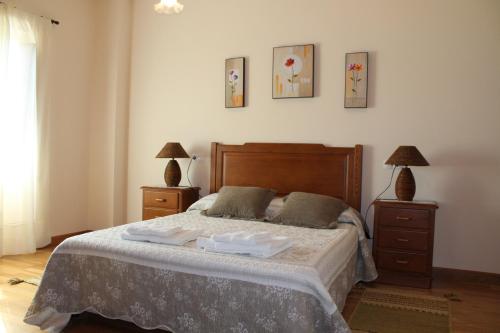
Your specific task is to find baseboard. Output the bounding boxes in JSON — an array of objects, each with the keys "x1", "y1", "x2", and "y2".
[
  {"x1": 433, "y1": 266, "x2": 500, "y2": 282},
  {"x1": 50, "y1": 230, "x2": 92, "y2": 247}
]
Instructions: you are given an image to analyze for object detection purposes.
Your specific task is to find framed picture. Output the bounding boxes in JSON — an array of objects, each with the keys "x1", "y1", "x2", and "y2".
[
  {"x1": 273, "y1": 44, "x2": 314, "y2": 99},
  {"x1": 345, "y1": 52, "x2": 368, "y2": 108},
  {"x1": 225, "y1": 57, "x2": 245, "y2": 108}
]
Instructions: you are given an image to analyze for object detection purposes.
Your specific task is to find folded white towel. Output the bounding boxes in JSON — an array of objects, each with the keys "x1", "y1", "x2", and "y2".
[
  {"x1": 197, "y1": 236, "x2": 292, "y2": 258},
  {"x1": 211, "y1": 231, "x2": 274, "y2": 246},
  {"x1": 121, "y1": 229, "x2": 202, "y2": 246},
  {"x1": 126, "y1": 224, "x2": 182, "y2": 238}
]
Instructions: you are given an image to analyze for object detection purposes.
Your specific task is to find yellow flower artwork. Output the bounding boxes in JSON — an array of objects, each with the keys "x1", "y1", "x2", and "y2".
[{"x1": 345, "y1": 52, "x2": 368, "y2": 108}]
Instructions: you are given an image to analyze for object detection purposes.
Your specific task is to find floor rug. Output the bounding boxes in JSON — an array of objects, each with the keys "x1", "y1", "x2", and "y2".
[{"x1": 348, "y1": 287, "x2": 451, "y2": 333}]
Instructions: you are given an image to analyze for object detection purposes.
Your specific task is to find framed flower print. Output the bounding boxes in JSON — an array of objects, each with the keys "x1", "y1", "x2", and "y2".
[
  {"x1": 345, "y1": 52, "x2": 368, "y2": 108},
  {"x1": 225, "y1": 57, "x2": 245, "y2": 108},
  {"x1": 273, "y1": 44, "x2": 314, "y2": 99}
]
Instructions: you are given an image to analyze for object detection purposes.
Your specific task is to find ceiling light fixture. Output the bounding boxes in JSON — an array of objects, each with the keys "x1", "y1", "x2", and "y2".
[{"x1": 154, "y1": 0, "x2": 184, "y2": 14}]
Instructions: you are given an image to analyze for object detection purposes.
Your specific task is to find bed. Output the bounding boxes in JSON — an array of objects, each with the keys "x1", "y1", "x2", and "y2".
[{"x1": 24, "y1": 142, "x2": 377, "y2": 333}]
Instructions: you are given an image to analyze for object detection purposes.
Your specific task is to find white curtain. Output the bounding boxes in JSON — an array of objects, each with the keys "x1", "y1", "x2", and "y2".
[{"x1": 0, "y1": 5, "x2": 51, "y2": 255}]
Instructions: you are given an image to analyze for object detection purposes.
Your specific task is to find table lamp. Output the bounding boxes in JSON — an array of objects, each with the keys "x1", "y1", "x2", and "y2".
[
  {"x1": 385, "y1": 146, "x2": 429, "y2": 201},
  {"x1": 156, "y1": 142, "x2": 189, "y2": 187}
]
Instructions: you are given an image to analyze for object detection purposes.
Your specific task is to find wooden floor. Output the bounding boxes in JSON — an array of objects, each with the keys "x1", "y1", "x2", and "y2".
[
  {"x1": 1, "y1": 248, "x2": 500, "y2": 333},
  {"x1": 0, "y1": 248, "x2": 48, "y2": 333}
]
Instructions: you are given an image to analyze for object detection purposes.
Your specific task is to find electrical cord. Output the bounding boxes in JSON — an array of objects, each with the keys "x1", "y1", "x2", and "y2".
[
  {"x1": 363, "y1": 165, "x2": 397, "y2": 238},
  {"x1": 186, "y1": 155, "x2": 197, "y2": 187}
]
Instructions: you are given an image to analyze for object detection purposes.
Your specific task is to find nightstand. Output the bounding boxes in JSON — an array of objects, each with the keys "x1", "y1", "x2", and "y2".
[
  {"x1": 141, "y1": 186, "x2": 200, "y2": 220},
  {"x1": 373, "y1": 199, "x2": 438, "y2": 288}
]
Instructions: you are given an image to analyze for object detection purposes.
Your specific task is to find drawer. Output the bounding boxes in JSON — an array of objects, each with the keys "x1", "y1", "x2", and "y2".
[
  {"x1": 143, "y1": 191, "x2": 179, "y2": 209},
  {"x1": 379, "y1": 207, "x2": 430, "y2": 229},
  {"x1": 378, "y1": 228, "x2": 429, "y2": 251},
  {"x1": 143, "y1": 208, "x2": 178, "y2": 220},
  {"x1": 377, "y1": 250, "x2": 428, "y2": 274}
]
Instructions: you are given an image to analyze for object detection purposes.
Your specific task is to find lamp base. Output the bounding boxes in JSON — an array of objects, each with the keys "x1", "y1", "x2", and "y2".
[
  {"x1": 164, "y1": 159, "x2": 181, "y2": 187},
  {"x1": 395, "y1": 167, "x2": 416, "y2": 201}
]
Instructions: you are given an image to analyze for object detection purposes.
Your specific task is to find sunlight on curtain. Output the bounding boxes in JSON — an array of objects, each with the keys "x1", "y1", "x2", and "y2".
[
  {"x1": 0, "y1": 5, "x2": 51, "y2": 255},
  {"x1": 0, "y1": 315, "x2": 6, "y2": 333}
]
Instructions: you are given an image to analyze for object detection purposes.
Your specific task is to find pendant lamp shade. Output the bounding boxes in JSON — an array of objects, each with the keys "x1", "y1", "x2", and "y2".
[{"x1": 154, "y1": 0, "x2": 184, "y2": 14}]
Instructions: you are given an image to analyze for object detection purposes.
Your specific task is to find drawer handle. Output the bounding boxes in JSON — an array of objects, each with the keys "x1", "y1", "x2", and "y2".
[
  {"x1": 396, "y1": 238, "x2": 409, "y2": 242},
  {"x1": 396, "y1": 260, "x2": 409, "y2": 265},
  {"x1": 396, "y1": 216, "x2": 412, "y2": 221},
  {"x1": 155, "y1": 198, "x2": 167, "y2": 202}
]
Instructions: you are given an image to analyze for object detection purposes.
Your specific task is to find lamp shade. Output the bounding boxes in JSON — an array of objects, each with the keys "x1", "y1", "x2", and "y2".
[
  {"x1": 156, "y1": 142, "x2": 189, "y2": 159},
  {"x1": 385, "y1": 146, "x2": 429, "y2": 167}
]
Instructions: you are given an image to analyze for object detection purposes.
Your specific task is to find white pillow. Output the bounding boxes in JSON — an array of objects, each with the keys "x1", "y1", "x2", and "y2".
[
  {"x1": 187, "y1": 193, "x2": 218, "y2": 211},
  {"x1": 265, "y1": 196, "x2": 286, "y2": 220}
]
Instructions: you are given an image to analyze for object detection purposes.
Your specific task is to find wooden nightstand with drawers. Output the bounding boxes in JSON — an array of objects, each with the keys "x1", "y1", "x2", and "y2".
[
  {"x1": 373, "y1": 199, "x2": 438, "y2": 288},
  {"x1": 141, "y1": 186, "x2": 200, "y2": 220}
]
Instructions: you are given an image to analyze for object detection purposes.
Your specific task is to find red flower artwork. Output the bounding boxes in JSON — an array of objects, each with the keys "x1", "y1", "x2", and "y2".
[{"x1": 285, "y1": 58, "x2": 295, "y2": 67}]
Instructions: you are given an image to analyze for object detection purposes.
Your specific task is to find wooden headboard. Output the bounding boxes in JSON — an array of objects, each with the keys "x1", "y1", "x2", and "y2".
[{"x1": 210, "y1": 143, "x2": 363, "y2": 211}]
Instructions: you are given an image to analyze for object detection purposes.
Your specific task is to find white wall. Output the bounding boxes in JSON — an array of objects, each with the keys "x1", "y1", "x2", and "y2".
[
  {"x1": 87, "y1": 0, "x2": 132, "y2": 230},
  {"x1": 128, "y1": 0, "x2": 500, "y2": 273}
]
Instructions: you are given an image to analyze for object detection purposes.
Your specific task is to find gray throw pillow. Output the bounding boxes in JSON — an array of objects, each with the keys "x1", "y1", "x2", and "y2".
[
  {"x1": 271, "y1": 192, "x2": 348, "y2": 229},
  {"x1": 204, "y1": 186, "x2": 276, "y2": 219}
]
